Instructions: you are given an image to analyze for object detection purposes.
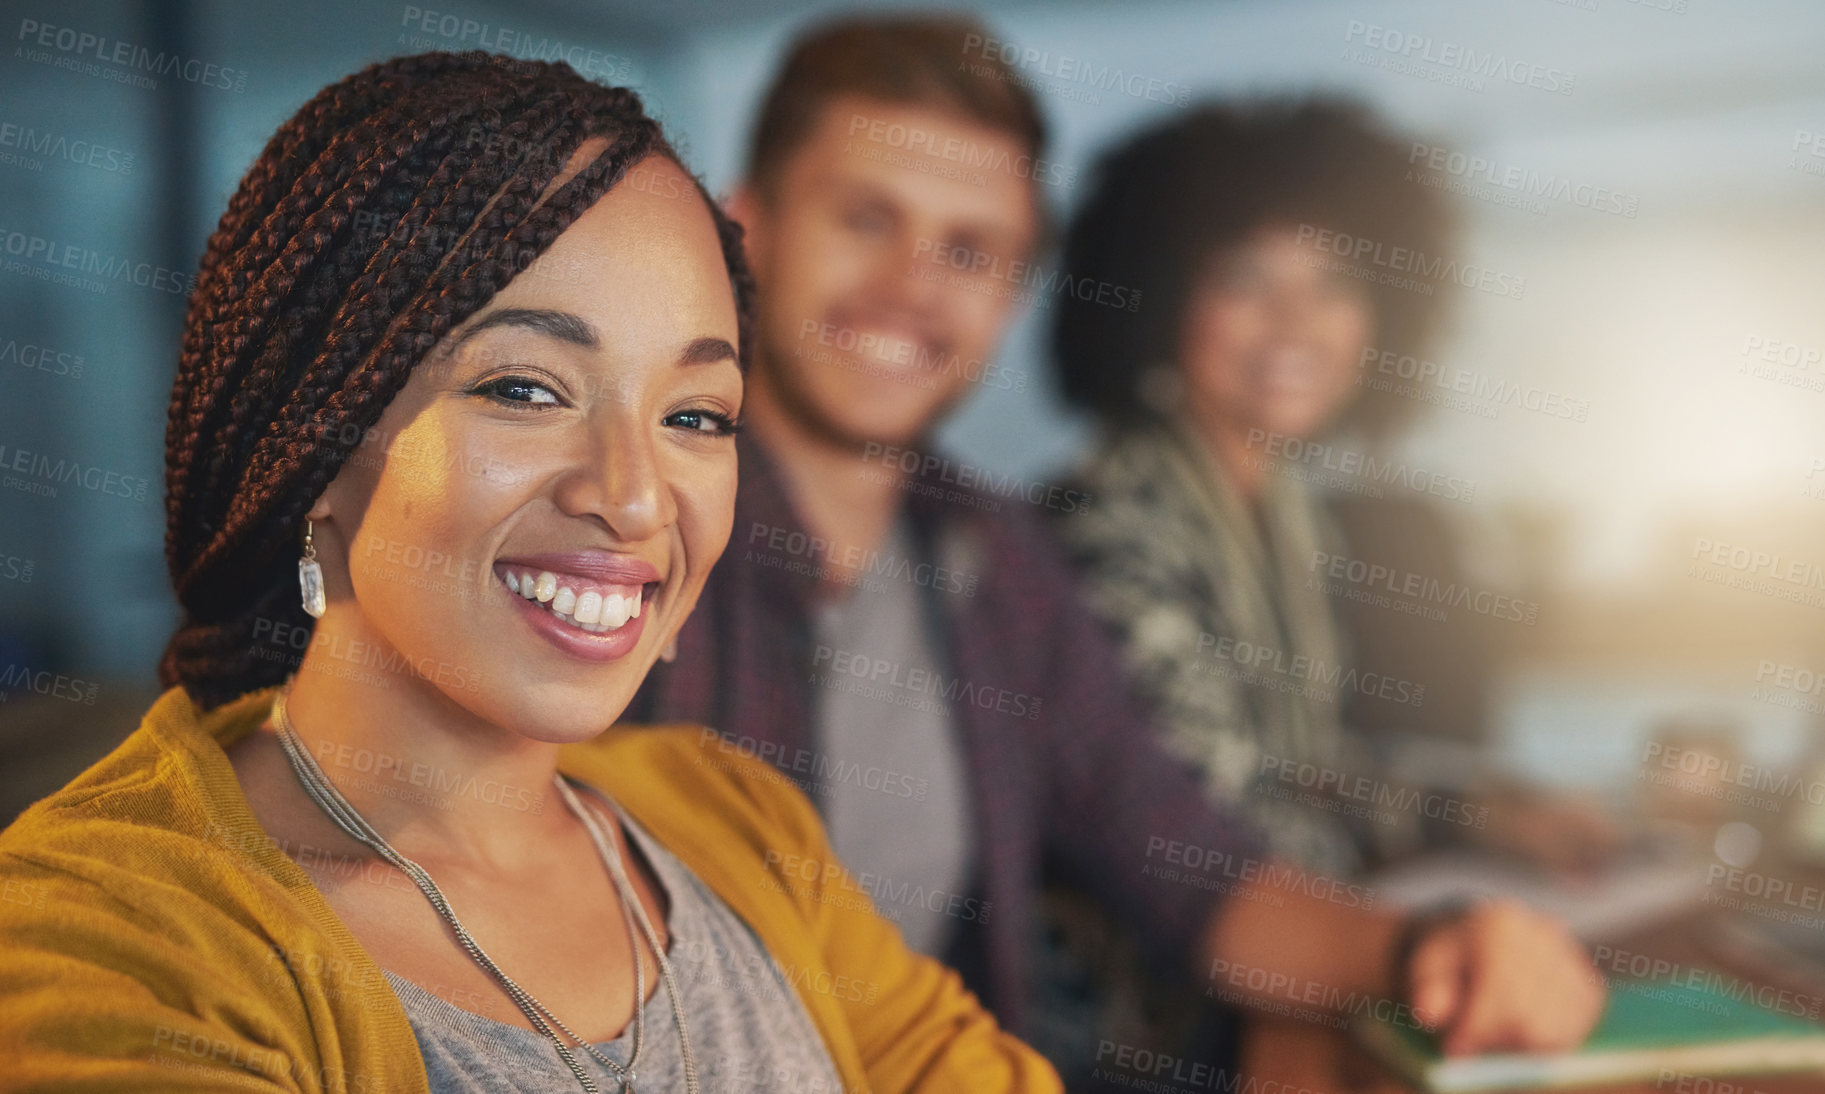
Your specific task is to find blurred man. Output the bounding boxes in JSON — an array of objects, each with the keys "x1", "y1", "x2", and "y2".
[{"x1": 626, "y1": 13, "x2": 1603, "y2": 1081}]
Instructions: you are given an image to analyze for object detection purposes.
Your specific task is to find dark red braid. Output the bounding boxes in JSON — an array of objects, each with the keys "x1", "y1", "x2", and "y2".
[{"x1": 161, "y1": 52, "x2": 754, "y2": 709}]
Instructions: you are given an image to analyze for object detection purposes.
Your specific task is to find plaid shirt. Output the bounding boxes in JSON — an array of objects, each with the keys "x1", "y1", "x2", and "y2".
[{"x1": 625, "y1": 434, "x2": 1268, "y2": 1034}]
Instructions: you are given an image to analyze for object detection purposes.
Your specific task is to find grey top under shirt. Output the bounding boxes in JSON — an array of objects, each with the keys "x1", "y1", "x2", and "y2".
[
  {"x1": 384, "y1": 788, "x2": 845, "y2": 1094},
  {"x1": 811, "y1": 515, "x2": 977, "y2": 958}
]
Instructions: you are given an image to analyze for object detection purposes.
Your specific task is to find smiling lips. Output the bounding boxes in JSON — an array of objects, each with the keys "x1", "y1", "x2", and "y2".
[{"x1": 494, "y1": 564, "x2": 650, "y2": 634}]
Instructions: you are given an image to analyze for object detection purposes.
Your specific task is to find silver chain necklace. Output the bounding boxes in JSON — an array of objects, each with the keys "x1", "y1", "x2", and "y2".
[{"x1": 269, "y1": 686, "x2": 699, "y2": 1094}]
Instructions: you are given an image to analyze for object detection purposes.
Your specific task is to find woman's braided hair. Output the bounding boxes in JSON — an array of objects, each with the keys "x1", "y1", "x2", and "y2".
[{"x1": 160, "y1": 51, "x2": 755, "y2": 710}]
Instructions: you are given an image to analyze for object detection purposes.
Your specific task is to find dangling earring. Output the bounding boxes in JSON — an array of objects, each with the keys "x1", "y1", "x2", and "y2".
[
  {"x1": 299, "y1": 520, "x2": 327, "y2": 619},
  {"x1": 659, "y1": 636, "x2": 678, "y2": 663}
]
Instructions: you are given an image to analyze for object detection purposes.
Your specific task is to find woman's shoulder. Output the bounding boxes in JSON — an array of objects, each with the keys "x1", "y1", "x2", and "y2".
[
  {"x1": 0, "y1": 685, "x2": 317, "y2": 937},
  {"x1": 3, "y1": 687, "x2": 267, "y2": 843},
  {"x1": 560, "y1": 724, "x2": 825, "y2": 855}
]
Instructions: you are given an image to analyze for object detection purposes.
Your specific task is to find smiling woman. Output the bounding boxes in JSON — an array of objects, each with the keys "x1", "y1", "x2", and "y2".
[{"x1": 0, "y1": 52, "x2": 1058, "y2": 1094}]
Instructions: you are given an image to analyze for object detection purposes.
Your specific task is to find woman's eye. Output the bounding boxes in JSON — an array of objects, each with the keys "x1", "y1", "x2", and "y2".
[
  {"x1": 843, "y1": 205, "x2": 891, "y2": 236},
  {"x1": 472, "y1": 375, "x2": 562, "y2": 407},
  {"x1": 1210, "y1": 259, "x2": 1267, "y2": 294},
  {"x1": 664, "y1": 408, "x2": 742, "y2": 436}
]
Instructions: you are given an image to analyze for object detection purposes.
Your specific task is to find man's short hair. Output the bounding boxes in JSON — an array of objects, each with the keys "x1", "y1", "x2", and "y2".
[{"x1": 745, "y1": 13, "x2": 1047, "y2": 200}]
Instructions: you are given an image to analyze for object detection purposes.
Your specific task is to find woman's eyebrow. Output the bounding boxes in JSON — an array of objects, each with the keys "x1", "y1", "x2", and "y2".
[
  {"x1": 443, "y1": 307, "x2": 599, "y2": 354},
  {"x1": 679, "y1": 336, "x2": 738, "y2": 366}
]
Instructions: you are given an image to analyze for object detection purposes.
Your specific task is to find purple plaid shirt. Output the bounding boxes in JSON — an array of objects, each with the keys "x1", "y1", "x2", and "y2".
[{"x1": 624, "y1": 435, "x2": 1268, "y2": 1034}]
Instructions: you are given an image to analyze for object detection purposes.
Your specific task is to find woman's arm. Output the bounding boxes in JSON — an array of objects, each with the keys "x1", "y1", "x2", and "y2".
[
  {"x1": 1203, "y1": 874, "x2": 1606, "y2": 1055},
  {"x1": 0, "y1": 853, "x2": 305, "y2": 1092}
]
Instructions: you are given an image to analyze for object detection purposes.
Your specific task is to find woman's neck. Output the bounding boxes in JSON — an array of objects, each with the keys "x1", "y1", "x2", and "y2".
[
  {"x1": 1178, "y1": 413, "x2": 1269, "y2": 505},
  {"x1": 275, "y1": 607, "x2": 578, "y2": 872}
]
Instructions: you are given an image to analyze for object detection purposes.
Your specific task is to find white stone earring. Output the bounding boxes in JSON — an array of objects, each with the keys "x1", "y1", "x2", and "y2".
[
  {"x1": 299, "y1": 520, "x2": 326, "y2": 619},
  {"x1": 660, "y1": 636, "x2": 678, "y2": 663}
]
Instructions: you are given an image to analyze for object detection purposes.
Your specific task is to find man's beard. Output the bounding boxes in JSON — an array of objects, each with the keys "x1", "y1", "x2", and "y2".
[{"x1": 752, "y1": 320, "x2": 965, "y2": 454}]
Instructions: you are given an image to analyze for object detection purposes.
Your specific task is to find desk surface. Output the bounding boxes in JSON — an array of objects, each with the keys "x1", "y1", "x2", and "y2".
[{"x1": 1238, "y1": 908, "x2": 1825, "y2": 1094}]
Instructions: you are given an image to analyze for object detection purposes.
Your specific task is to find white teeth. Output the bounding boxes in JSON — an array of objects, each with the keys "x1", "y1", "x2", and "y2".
[{"x1": 500, "y1": 569, "x2": 643, "y2": 634}]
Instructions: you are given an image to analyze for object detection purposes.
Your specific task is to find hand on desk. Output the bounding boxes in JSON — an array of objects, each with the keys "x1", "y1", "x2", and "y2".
[
  {"x1": 1209, "y1": 866, "x2": 1606, "y2": 1064},
  {"x1": 1407, "y1": 898, "x2": 1606, "y2": 1056}
]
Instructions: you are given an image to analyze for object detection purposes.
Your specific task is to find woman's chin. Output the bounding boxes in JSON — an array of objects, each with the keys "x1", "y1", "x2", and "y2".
[{"x1": 462, "y1": 690, "x2": 636, "y2": 745}]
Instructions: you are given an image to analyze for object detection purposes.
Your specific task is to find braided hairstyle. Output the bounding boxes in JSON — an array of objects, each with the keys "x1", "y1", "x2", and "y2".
[{"x1": 161, "y1": 51, "x2": 755, "y2": 710}]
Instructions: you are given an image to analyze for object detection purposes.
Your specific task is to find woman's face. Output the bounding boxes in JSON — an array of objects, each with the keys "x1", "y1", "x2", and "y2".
[
  {"x1": 1176, "y1": 224, "x2": 1375, "y2": 447},
  {"x1": 311, "y1": 155, "x2": 741, "y2": 743}
]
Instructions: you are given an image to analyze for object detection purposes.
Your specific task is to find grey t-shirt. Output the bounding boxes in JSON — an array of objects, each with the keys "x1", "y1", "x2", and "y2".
[
  {"x1": 810, "y1": 516, "x2": 978, "y2": 957},
  {"x1": 384, "y1": 789, "x2": 845, "y2": 1093}
]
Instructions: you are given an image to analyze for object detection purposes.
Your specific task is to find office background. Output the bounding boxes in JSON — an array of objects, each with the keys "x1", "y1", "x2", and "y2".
[{"x1": 3, "y1": 0, "x2": 1824, "y2": 815}]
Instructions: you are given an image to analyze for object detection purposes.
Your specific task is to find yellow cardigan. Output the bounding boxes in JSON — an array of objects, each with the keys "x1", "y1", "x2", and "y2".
[{"x1": 0, "y1": 686, "x2": 1060, "y2": 1093}]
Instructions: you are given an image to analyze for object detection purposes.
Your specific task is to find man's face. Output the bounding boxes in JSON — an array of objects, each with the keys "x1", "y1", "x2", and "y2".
[{"x1": 734, "y1": 94, "x2": 1042, "y2": 450}]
